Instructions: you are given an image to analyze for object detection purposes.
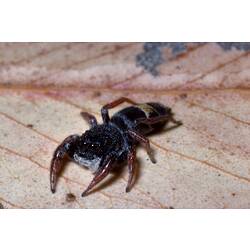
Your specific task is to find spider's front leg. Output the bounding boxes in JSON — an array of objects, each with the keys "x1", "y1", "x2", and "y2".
[
  {"x1": 50, "y1": 134, "x2": 80, "y2": 193},
  {"x1": 81, "y1": 157, "x2": 115, "y2": 197}
]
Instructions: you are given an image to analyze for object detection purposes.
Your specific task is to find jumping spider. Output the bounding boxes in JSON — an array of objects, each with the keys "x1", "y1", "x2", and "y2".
[{"x1": 50, "y1": 97, "x2": 182, "y2": 197}]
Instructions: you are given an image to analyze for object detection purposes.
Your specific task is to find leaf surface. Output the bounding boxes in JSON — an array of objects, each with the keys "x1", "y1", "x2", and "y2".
[{"x1": 0, "y1": 43, "x2": 250, "y2": 208}]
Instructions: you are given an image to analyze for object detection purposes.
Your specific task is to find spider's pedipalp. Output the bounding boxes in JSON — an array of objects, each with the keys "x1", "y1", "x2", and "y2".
[{"x1": 50, "y1": 134, "x2": 79, "y2": 193}]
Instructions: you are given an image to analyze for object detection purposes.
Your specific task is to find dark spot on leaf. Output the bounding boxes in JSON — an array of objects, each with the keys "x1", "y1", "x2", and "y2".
[
  {"x1": 26, "y1": 124, "x2": 34, "y2": 128},
  {"x1": 136, "y1": 43, "x2": 250, "y2": 76},
  {"x1": 179, "y1": 93, "x2": 188, "y2": 99},
  {"x1": 217, "y1": 42, "x2": 250, "y2": 51},
  {"x1": 136, "y1": 43, "x2": 189, "y2": 76},
  {"x1": 231, "y1": 193, "x2": 236, "y2": 197},
  {"x1": 0, "y1": 203, "x2": 4, "y2": 209},
  {"x1": 92, "y1": 91, "x2": 101, "y2": 98},
  {"x1": 66, "y1": 193, "x2": 76, "y2": 202}
]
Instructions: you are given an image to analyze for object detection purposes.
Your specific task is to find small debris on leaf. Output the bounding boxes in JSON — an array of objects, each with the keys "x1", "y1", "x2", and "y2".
[{"x1": 66, "y1": 193, "x2": 76, "y2": 202}]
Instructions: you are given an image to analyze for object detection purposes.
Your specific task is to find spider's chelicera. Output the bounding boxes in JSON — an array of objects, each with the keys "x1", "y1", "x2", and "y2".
[{"x1": 50, "y1": 97, "x2": 182, "y2": 197}]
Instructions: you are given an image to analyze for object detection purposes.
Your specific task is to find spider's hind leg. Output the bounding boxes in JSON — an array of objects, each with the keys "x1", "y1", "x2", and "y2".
[
  {"x1": 136, "y1": 113, "x2": 182, "y2": 126},
  {"x1": 126, "y1": 146, "x2": 137, "y2": 192},
  {"x1": 128, "y1": 130, "x2": 156, "y2": 164}
]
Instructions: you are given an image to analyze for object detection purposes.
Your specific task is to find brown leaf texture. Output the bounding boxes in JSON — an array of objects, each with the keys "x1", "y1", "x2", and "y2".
[{"x1": 0, "y1": 42, "x2": 250, "y2": 208}]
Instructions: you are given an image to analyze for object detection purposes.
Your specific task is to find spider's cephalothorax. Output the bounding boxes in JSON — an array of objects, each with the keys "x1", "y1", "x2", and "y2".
[{"x1": 50, "y1": 97, "x2": 182, "y2": 197}]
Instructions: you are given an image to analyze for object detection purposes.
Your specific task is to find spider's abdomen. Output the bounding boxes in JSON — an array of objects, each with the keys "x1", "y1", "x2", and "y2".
[{"x1": 110, "y1": 102, "x2": 171, "y2": 135}]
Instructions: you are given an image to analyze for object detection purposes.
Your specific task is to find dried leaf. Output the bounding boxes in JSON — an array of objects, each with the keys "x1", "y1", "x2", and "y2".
[{"x1": 0, "y1": 43, "x2": 250, "y2": 208}]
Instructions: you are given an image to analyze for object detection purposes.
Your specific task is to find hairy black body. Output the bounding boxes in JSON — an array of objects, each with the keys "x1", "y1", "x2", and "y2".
[{"x1": 50, "y1": 97, "x2": 182, "y2": 197}]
